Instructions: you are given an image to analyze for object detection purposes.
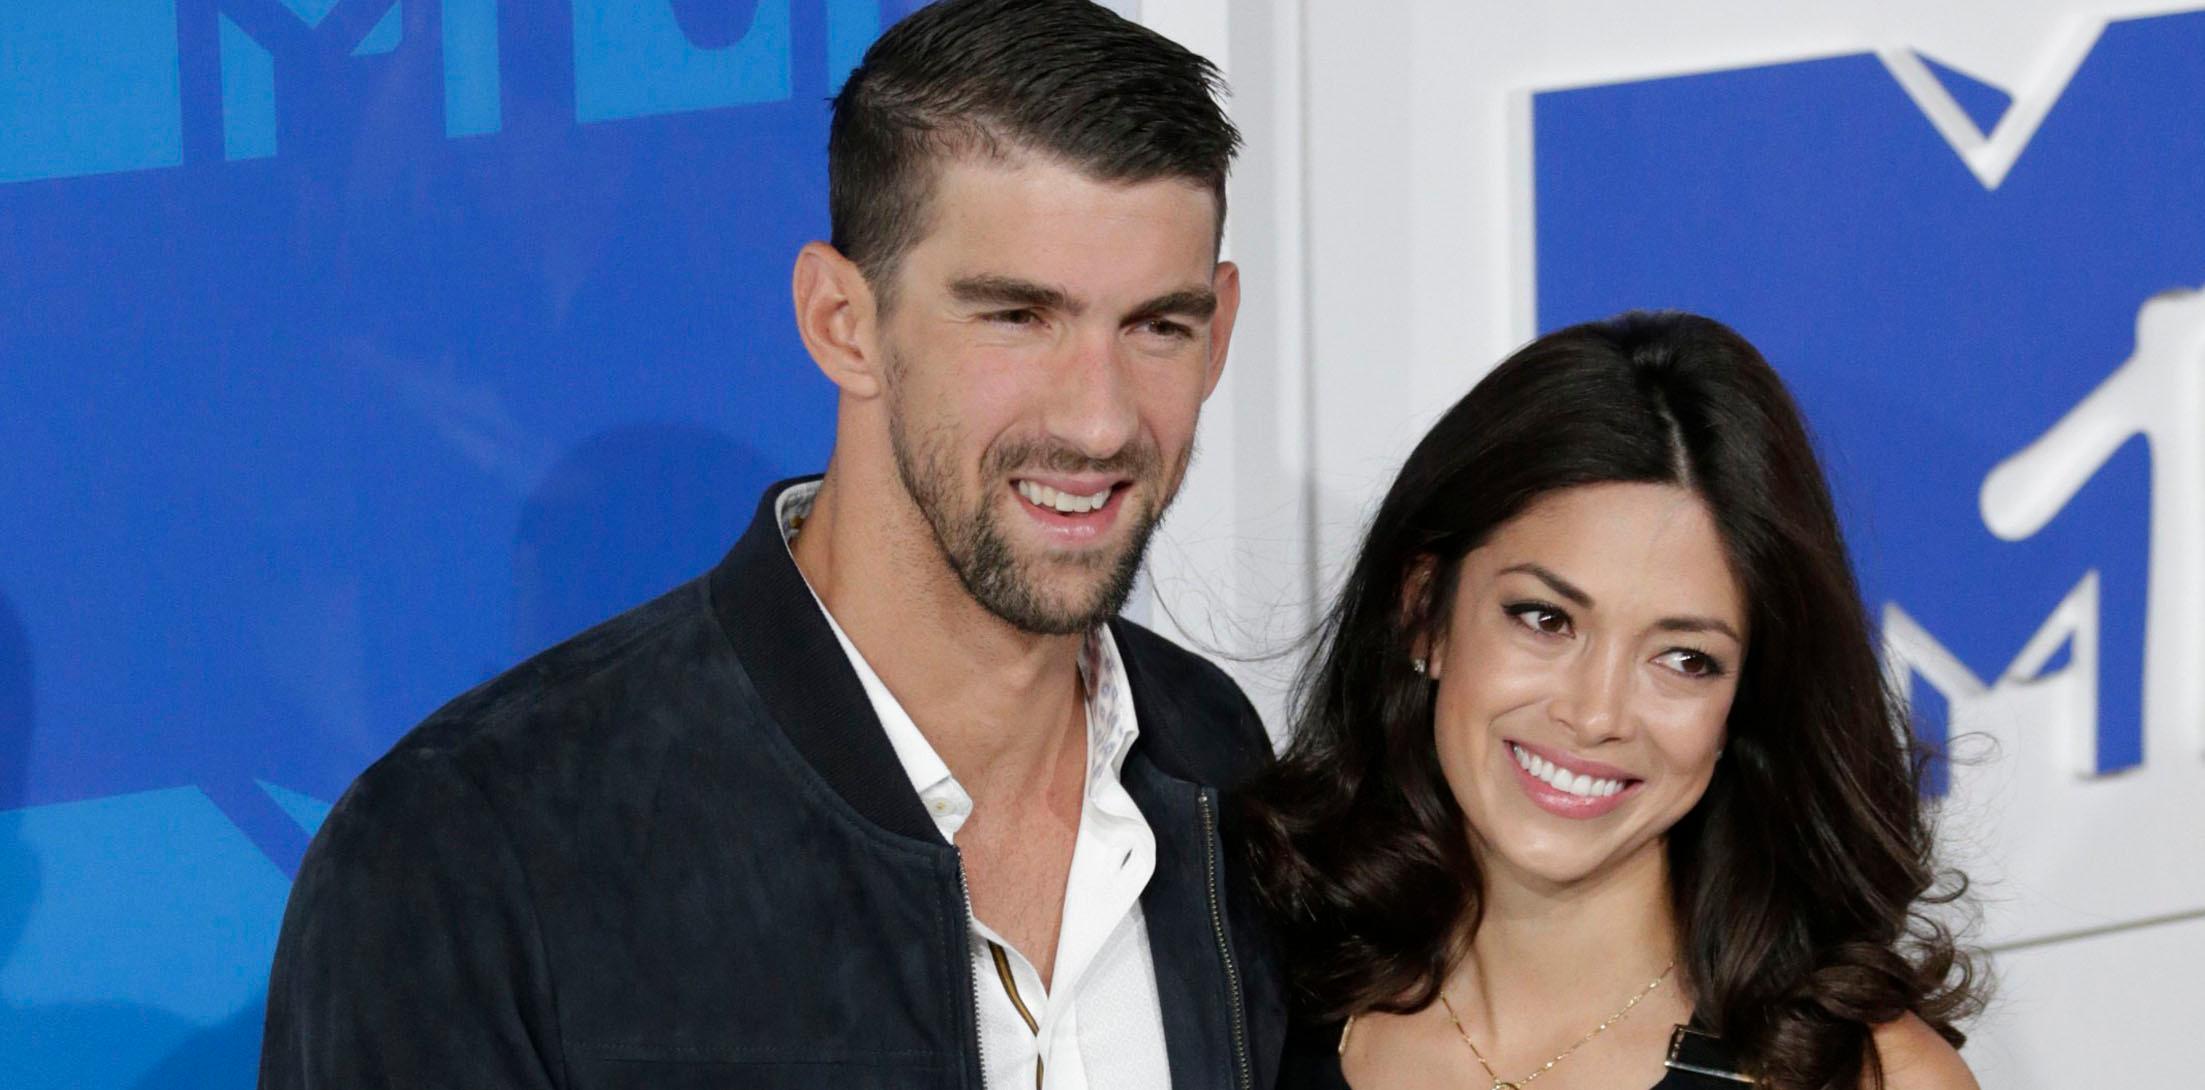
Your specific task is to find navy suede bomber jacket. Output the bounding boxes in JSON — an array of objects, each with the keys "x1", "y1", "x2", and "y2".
[{"x1": 259, "y1": 476, "x2": 1286, "y2": 1090}]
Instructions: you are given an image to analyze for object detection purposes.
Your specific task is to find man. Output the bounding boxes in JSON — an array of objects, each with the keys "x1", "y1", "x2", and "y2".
[{"x1": 259, "y1": 2, "x2": 1284, "y2": 1088}]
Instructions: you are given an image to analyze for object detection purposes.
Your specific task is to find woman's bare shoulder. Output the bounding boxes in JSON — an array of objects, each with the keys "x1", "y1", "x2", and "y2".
[{"x1": 1868, "y1": 1013, "x2": 1979, "y2": 1090}]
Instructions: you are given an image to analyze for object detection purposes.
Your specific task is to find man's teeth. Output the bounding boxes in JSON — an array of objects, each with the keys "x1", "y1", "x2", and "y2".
[
  {"x1": 1511, "y1": 743, "x2": 1627, "y2": 798},
  {"x1": 1016, "y1": 480, "x2": 1114, "y2": 514}
]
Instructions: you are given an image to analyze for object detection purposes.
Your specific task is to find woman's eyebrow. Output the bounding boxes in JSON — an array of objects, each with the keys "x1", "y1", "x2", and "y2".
[
  {"x1": 1653, "y1": 616, "x2": 1744, "y2": 644},
  {"x1": 1501, "y1": 562, "x2": 1743, "y2": 642},
  {"x1": 1498, "y1": 562, "x2": 1591, "y2": 606}
]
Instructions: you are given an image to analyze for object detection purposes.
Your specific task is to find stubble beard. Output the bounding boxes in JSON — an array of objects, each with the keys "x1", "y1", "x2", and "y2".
[{"x1": 884, "y1": 362, "x2": 1184, "y2": 636}]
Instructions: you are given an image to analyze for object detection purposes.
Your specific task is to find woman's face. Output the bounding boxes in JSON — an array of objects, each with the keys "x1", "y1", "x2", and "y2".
[{"x1": 1425, "y1": 482, "x2": 1746, "y2": 891}]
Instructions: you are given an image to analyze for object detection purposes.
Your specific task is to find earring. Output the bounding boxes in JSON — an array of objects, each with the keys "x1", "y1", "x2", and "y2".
[{"x1": 1411, "y1": 657, "x2": 1428, "y2": 676}]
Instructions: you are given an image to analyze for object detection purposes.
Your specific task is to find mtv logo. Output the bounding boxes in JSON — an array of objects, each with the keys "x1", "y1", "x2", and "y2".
[
  {"x1": 1531, "y1": 8, "x2": 2205, "y2": 955},
  {"x1": 570, "y1": 0, "x2": 881, "y2": 124},
  {"x1": 0, "y1": 0, "x2": 500, "y2": 181},
  {"x1": 2, "y1": 1, "x2": 886, "y2": 183},
  {"x1": 212, "y1": 0, "x2": 502, "y2": 161},
  {"x1": 1886, "y1": 281, "x2": 2205, "y2": 934},
  {"x1": 1, "y1": 2, "x2": 186, "y2": 183},
  {"x1": 1894, "y1": 284, "x2": 2205, "y2": 773}
]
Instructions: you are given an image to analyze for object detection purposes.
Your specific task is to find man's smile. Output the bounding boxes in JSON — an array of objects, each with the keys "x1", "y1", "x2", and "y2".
[{"x1": 1010, "y1": 475, "x2": 1132, "y2": 546}]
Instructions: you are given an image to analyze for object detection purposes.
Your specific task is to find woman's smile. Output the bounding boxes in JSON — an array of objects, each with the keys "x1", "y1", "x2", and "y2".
[{"x1": 1502, "y1": 738, "x2": 1644, "y2": 819}]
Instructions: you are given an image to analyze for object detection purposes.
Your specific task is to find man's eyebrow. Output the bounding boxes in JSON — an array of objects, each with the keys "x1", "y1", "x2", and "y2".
[
  {"x1": 1126, "y1": 288, "x2": 1219, "y2": 323},
  {"x1": 1498, "y1": 562, "x2": 1592, "y2": 607},
  {"x1": 948, "y1": 275, "x2": 1080, "y2": 315}
]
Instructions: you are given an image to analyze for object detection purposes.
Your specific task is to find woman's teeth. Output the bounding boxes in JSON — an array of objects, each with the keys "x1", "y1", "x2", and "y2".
[
  {"x1": 1511, "y1": 743, "x2": 1627, "y2": 798},
  {"x1": 1017, "y1": 480, "x2": 1114, "y2": 514}
]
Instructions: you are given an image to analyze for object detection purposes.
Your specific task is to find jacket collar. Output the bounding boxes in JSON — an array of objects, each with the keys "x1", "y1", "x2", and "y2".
[
  {"x1": 706, "y1": 477, "x2": 1240, "y2": 841},
  {"x1": 711, "y1": 478, "x2": 1277, "y2": 1086},
  {"x1": 707, "y1": 475, "x2": 945, "y2": 845}
]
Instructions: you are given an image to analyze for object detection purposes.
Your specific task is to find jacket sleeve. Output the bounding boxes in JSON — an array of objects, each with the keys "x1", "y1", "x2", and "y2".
[{"x1": 259, "y1": 750, "x2": 562, "y2": 1090}]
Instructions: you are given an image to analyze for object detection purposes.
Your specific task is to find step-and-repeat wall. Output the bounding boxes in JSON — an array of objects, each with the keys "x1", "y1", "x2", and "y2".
[
  {"x1": 1, "y1": 2, "x2": 919, "y2": 1084},
  {"x1": 6, "y1": 1, "x2": 2202, "y2": 1086}
]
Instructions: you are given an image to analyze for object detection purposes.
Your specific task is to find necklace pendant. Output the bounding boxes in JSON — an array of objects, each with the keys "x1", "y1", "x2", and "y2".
[{"x1": 1491, "y1": 1083, "x2": 1522, "y2": 1090}]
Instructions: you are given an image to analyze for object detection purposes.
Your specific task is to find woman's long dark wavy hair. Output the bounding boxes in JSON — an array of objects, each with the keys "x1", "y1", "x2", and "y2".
[{"x1": 1242, "y1": 312, "x2": 1982, "y2": 1089}]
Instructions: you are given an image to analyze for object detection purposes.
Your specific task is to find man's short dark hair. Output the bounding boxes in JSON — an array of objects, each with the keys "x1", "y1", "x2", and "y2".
[{"x1": 829, "y1": 0, "x2": 1241, "y2": 307}]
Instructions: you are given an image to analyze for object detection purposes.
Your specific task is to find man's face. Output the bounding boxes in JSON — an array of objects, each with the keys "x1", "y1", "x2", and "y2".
[{"x1": 874, "y1": 153, "x2": 1234, "y2": 635}]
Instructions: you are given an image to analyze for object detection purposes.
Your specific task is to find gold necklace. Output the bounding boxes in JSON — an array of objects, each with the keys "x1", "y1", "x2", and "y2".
[{"x1": 1437, "y1": 961, "x2": 1675, "y2": 1090}]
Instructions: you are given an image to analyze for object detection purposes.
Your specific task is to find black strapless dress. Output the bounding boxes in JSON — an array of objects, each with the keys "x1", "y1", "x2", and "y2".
[{"x1": 1278, "y1": 1017, "x2": 1755, "y2": 1089}]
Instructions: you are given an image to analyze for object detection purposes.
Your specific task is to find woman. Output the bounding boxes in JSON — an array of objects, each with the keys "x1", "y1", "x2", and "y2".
[{"x1": 1245, "y1": 312, "x2": 1981, "y2": 1090}]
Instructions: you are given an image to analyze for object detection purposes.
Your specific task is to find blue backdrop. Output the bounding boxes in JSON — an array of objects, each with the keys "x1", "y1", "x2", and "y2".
[{"x1": 1, "y1": 2, "x2": 920, "y2": 1084}]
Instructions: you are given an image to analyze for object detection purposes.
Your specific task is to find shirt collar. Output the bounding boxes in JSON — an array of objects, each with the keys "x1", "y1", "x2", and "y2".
[
  {"x1": 1080, "y1": 622, "x2": 1140, "y2": 784},
  {"x1": 775, "y1": 480, "x2": 1142, "y2": 839}
]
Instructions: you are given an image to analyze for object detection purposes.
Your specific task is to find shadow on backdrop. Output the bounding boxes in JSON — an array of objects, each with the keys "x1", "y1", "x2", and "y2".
[{"x1": 515, "y1": 423, "x2": 782, "y2": 657}]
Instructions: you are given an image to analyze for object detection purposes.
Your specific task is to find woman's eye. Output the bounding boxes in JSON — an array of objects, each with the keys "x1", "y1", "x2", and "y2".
[
  {"x1": 1655, "y1": 648, "x2": 1725, "y2": 679},
  {"x1": 1505, "y1": 603, "x2": 1572, "y2": 637}
]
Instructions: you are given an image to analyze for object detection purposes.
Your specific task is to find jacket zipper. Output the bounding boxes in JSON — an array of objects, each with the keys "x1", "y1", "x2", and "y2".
[
  {"x1": 956, "y1": 854, "x2": 988, "y2": 1090},
  {"x1": 1199, "y1": 789, "x2": 1252, "y2": 1090}
]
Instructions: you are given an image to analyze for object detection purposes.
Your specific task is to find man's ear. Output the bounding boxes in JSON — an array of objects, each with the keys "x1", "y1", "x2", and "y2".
[
  {"x1": 792, "y1": 241, "x2": 885, "y2": 399},
  {"x1": 1401, "y1": 554, "x2": 1445, "y2": 679},
  {"x1": 1199, "y1": 259, "x2": 1242, "y2": 400}
]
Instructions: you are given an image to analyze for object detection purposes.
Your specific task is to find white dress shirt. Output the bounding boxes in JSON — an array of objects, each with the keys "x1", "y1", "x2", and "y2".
[{"x1": 777, "y1": 482, "x2": 1171, "y2": 1090}]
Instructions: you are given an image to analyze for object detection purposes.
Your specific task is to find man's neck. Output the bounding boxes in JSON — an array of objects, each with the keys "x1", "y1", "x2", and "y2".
[{"x1": 789, "y1": 470, "x2": 1088, "y2": 803}]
